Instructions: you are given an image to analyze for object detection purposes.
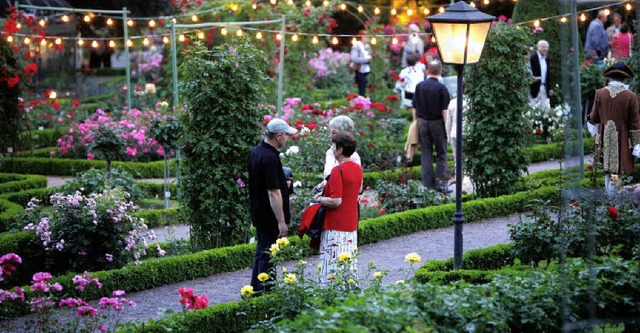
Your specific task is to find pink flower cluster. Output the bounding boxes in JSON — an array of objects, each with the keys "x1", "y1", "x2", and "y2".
[
  {"x1": 73, "y1": 272, "x2": 103, "y2": 291},
  {"x1": 308, "y1": 48, "x2": 351, "y2": 78},
  {"x1": 349, "y1": 96, "x2": 372, "y2": 111},
  {"x1": 0, "y1": 252, "x2": 22, "y2": 282},
  {"x1": 178, "y1": 287, "x2": 208, "y2": 310},
  {"x1": 99, "y1": 290, "x2": 136, "y2": 311},
  {"x1": 56, "y1": 107, "x2": 169, "y2": 161}
]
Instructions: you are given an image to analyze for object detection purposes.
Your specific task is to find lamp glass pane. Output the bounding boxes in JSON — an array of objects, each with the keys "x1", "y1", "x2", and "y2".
[
  {"x1": 466, "y1": 22, "x2": 492, "y2": 64},
  {"x1": 431, "y1": 22, "x2": 469, "y2": 64}
]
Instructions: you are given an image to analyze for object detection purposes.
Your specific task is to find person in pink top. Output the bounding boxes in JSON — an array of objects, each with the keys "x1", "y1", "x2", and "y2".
[{"x1": 610, "y1": 23, "x2": 633, "y2": 59}]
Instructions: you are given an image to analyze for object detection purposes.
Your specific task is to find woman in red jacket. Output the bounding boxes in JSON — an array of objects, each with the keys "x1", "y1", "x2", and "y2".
[{"x1": 312, "y1": 132, "x2": 363, "y2": 283}]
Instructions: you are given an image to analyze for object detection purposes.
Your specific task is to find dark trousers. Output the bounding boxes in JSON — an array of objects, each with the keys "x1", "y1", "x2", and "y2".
[
  {"x1": 418, "y1": 118, "x2": 448, "y2": 189},
  {"x1": 250, "y1": 226, "x2": 279, "y2": 292},
  {"x1": 355, "y1": 71, "x2": 369, "y2": 97}
]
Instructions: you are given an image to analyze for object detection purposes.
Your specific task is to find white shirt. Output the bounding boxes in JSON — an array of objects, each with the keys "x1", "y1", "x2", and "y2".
[
  {"x1": 538, "y1": 52, "x2": 547, "y2": 85},
  {"x1": 323, "y1": 149, "x2": 361, "y2": 178}
]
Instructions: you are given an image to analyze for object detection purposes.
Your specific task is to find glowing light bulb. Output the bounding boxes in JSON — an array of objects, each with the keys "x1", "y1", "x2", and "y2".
[
  {"x1": 198, "y1": 31, "x2": 205, "y2": 39},
  {"x1": 256, "y1": 31, "x2": 263, "y2": 39},
  {"x1": 276, "y1": 33, "x2": 282, "y2": 40},
  {"x1": 340, "y1": 3, "x2": 346, "y2": 10},
  {"x1": 221, "y1": 28, "x2": 227, "y2": 36},
  {"x1": 62, "y1": 15, "x2": 69, "y2": 22},
  {"x1": 143, "y1": 37, "x2": 150, "y2": 46},
  {"x1": 49, "y1": 91, "x2": 57, "y2": 99},
  {"x1": 580, "y1": 13, "x2": 586, "y2": 22},
  {"x1": 331, "y1": 36, "x2": 338, "y2": 45},
  {"x1": 287, "y1": 0, "x2": 293, "y2": 5},
  {"x1": 191, "y1": 15, "x2": 198, "y2": 22},
  {"x1": 305, "y1": 0, "x2": 311, "y2": 7},
  {"x1": 392, "y1": 37, "x2": 398, "y2": 45},
  {"x1": 78, "y1": 39, "x2": 84, "y2": 46},
  {"x1": 179, "y1": 34, "x2": 186, "y2": 41},
  {"x1": 560, "y1": 17, "x2": 567, "y2": 23},
  {"x1": 236, "y1": 29, "x2": 243, "y2": 37},
  {"x1": 109, "y1": 40, "x2": 115, "y2": 47},
  {"x1": 127, "y1": 39, "x2": 133, "y2": 47},
  {"x1": 534, "y1": 20, "x2": 540, "y2": 27},
  {"x1": 357, "y1": 5, "x2": 363, "y2": 12},
  {"x1": 252, "y1": 3, "x2": 257, "y2": 9},
  {"x1": 312, "y1": 35, "x2": 318, "y2": 44},
  {"x1": 106, "y1": 18, "x2": 113, "y2": 26},
  {"x1": 16, "y1": 23, "x2": 21, "y2": 29},
  {"x1": 23, "y1": 37, "x2": 30, "y2": 44},
  {"x1": 270, "y1": 0, "x2": 276, "y2": 5},
  {"x1": 439, "y1": 6, "x2": 445, "y2": 13},
  {"x1": 40, "y1": 39, "x2": 47, "y2": 46},
  {"x1": 163, "y1": 36, "x2": 170, "y2": 44},
  {"x1": 424, "y1": 8, "x2": 430, "y2": 14},
  {"x1": 231, "y1": 4, "x2": 238, "y2": 11},
  {"x1": 84, "y1": 15, "x2": 91, "y2": 23},
  {"x1": 391, "y1": 8, "x2": 397, "y2": 15},
  {"x1": 127, "y1": 19, "x2": 134, "y2": 27},
  {"x1": 92, "y1": 40, "x2": 99, "y2": 48},
  {"x1": 626, "y1": 3, "x2": 632, "y2": 10},
  {"x1": 149, "y1": 19, "x2": 156, "y2": 28},
  {"x1": 483, "y1": 0, "x2": 489, "y2": 4},
  {"x1": 604, "y1": 8, "x2": 610, "y2": 16},
  {"x1": 291, "y1": 34, "x2": 298, "y2": 41},
  {"x1": 55, "y1": 38, "x2": 62, "y2": 45},
  {"x1": 407, "y1": 9, "x2": 413, "y2": 16},
  {"x1": 374, "y1": 7, "x2": 380, "y2": 15},
  {"x1": 323, "y1": 0, "x2": 329, "y2": 6},
  {"x1": 470, "y1": 2, "x2": 476, "y2": 7},
  {"x1": 7, "y1": 36, "x2": 13, "y2": 42},
  {"x1": 39, "y1": 19, "x2": 46, "y2": 26},
  {"x1": 370, "y1": 37, "x2": 377, "y2": 45}
]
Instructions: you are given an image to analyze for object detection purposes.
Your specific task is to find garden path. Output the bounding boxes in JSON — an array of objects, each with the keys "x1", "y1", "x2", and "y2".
[{"x1": 5, "y1": 155, "x2": 590, "y2": 329}]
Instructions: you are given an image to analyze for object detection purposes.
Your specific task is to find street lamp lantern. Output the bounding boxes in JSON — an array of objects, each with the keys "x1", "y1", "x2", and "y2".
[{"x1": 427, "y1": 1, "x2": 494, "y2": 270}]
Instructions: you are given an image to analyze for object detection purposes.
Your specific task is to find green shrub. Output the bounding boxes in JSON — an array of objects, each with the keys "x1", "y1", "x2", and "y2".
[
  {"x1": 0, "y1": 157, "x2": 173, "y2": 178},
  {"x1": 61, "y1": 167, "x2": 144, "y2": 203},
  {"x1": 0, "y1": 174, "x2": 47, "y2": 194},
  {"x1": 135, "y1": 208, "x2": 180, "y2": 228},
  {"x1": 0, "y1": 198, "x2": 23, "y2": 232}
]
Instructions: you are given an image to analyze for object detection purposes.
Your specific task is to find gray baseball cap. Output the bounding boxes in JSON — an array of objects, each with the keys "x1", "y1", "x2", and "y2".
[{"x1": 266, "y1": 118, "x2": 297, "y2": 135}]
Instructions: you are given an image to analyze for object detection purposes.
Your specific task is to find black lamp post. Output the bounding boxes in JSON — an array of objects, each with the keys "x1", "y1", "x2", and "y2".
[{"x1": 428, "y1": 1, "x2": 494, "y2": 270}]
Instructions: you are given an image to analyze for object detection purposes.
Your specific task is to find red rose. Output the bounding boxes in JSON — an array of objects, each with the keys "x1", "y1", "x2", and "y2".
[
  {"x1": 379, "y1": 209, "x2": 386, "y2": 215},
  {"x1": 24, "y1": 62, "x2": 38, "y2": 74},
  {"x1": 368, "y1": 143, "x2": 374, "y2": 147},
  {"x1": 6, "y1": 74, "x2": 20, "y2": 89},
  {"x1": 72, "y1": 100, "x2": 81, "y2": 107},
  {"x1": 306, "y1": 122, "x2": 316, "y2": 130},
  {"x1": 607, "y1": 207, "x2": 619, "y2": 220},
  {"x1": 52, "y1": 102, "x2": 61, "y2": 111}
]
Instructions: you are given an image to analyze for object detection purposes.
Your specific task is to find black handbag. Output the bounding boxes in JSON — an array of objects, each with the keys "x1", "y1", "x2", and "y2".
[{"x1": 308, "y1": 205, "x2": 325, "y2": 250}]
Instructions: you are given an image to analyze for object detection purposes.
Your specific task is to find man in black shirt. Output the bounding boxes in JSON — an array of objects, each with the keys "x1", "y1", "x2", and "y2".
[
  {"x1": 247, "y1": 118, "x2": 297, "y2": 292},
  {"x1": 412, "y1": 60, "x2": 451, "y2": 192}
]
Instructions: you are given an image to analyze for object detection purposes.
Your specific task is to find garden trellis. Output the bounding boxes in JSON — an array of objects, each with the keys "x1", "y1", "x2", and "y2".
[{"x1": 168, "y1": 16, "x2": 287, "y2": 113}]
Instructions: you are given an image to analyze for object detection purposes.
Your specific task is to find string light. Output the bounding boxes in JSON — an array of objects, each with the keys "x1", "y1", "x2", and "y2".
[
  {"x1": 91, "y1": 40, "x2": 99, "y2": 48},
  {"x1": 270, "y1": 0, "x2": 276, "y2": 5},
  {"x1": 77, "y1": 39, "x2": 84, "y2": 46},
  {"x1": 143, "y1": 37, "x2": 150, "y2": 46},
  {"x1": 370, "y1": 36, "x2": 377, "y2": 45},
  {"x1": 179, "y1": 34, "x2": 186, "y2": 41},
  {"x1": 276, "y1": 33, "x2": 282, "y2": 40},
  {"x1": 62, "y1": 15, "x2": 69, "y2": 22},
  {"x1": 626, "y1": 3, "x2": 632, "y2": 10},
  {"x1": 149, "y1": 19, "x2": 156, "y2": 28},
  {"x1": 221, "y1": 27, "x2": 227, "y2": 36},
  {"x1": 40, "y1": 39, "x2": 46, "y2": 46},
  {"x1": 252, "y1": 3, "x2": 257, "y2": 9},
  {"x1": 6, "y1": 36, "x2": 13, "y2": 42},
  {"x1": 38, "y1": 19, "x2": 46, "y2": 27},
  {"x1": 287, "y1": 0, "x2": 294, "y2": 5},
  {"x1": 106, "y1": 18, "x2": 113, "y2": 26},
  {"x1": 424, "y1": 8, "x2": 430, "y2": 14},
  {"x1": 340, "y1": 3, "x2": 347, "y2": 10},
  {"x1": 191, "y1": 15, "x2": 198, "y2": 22},
  {"x1": 534, "y1": 20, "x2": 540, "y2": 27},
  {"x1": 127, "y1": 39, "x2": 133, "y2": 47},
  {"x1": 358, "y1": 5, "x2": 363, "y2": 12},
  {"x1": 331, "y1": 36, "x2": 338, "y2": 45},
  {"x1": 23, "y1": 37, "x2": 30, "y2": 44},
  {"x1": 109, "y1": 40, "x2": 116, "y2": 48},
  {"x1": 291, "y1": 33, "x2": 298, "y2": 41},
  {"x1": 198, "y1": 31, "x2": 205, "y2": 39},
  {"x1": 231, "y1": 4, "x2": 239, "y2": 11},
  {"x1": 15, "y1": 23, "x2": 21, "y2": 29},
  {"x1": 305, "y1": 0, "x2": 311, "y2": 7},
  {"x1": 312, "y1": 35, "x2": 318, "y2": 44},
  {"x1": 392, "y1": 36, "x2": 398, "y2": 45},
  {"x1": 236, "y1": 29, "x2": 244, "y2": 37},
  {"x1": 604, "y1": 8, "x2": 610, "y2": 16},
  {"x1": 55, "y1": 38, "x2": 62, "y2": 45},
  {"x1": 560, "y1": 16, "x2": 567, "y2": 23},
  {"x1": 374, "y1": 7, "x2": 380, "y2": 15},
  {"x1": 407, "y1": 9, "x2": 413, "y2": 16},
  {"x1": 391, "y1": 8, "x2": 397, "y2": 15},
  {"x1": 83, "y1": 15, "x2": 91, "y2": 23},
  {"x1": 470, "y1": 2, "x2": 476, "y2": 7},
  {"x1": 127, "y1": 19, "x2": 134, "y2": 27},
  {"x1": 163, "y1": 36, "x2": 170, "y2": 44},
  {"x1": 256, "y1": 31, "x2": 263, "y2": 40},
  {"x1": 483, "y1": 0, "x2": 489, "y2": 5},
  {"x1": 439, "y1": 6, "x2": 445, "y2": 13},
  {"x1": 323, "y1": 0, "x2": 330, "y2": 6},
  {"x1": 580, "y1": 13, "x2": 586, "y2": 22},
  {"x1": 49, "y1": 91, "x2": 57, "y2": 99}
]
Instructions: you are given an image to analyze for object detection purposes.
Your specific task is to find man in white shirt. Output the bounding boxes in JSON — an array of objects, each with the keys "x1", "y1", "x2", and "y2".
[
  {"x1": 350, "y1": 30, "x2": 372, "y2": 97},
  {"x1": 529, "y1": 40, "x2": 553, "y2": 109}
]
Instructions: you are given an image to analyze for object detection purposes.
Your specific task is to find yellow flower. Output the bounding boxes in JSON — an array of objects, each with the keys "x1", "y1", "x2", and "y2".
[
  {"x1": 276, "y1": 237, "x2": 290, "y2": 249},
  {"x1": 241, "y1": 285, "x2": 254, "y2": 297},
  {"x1": 338, "y1": 252, "x2": 351, "y2": 263},
  {"x1": 257, "y1": 273, "x2": 269, "y2": 282},
  {"x1": 284, "y1": 273, "x2": 297, "y2": 284},
  {"x1": 160, "y1": 101, "x2": 169, "y2": 107},
  {"x1": 282, "y1": 267, "x2": 287, "y2": 273},
  {"x1": 317, "y1": 263, "x2": 322, "y2": 270},
  {"x1": 405, "y1": 252, "x2": 421, "y2": 265},
  {"x1": 269, "y1": 244, "x2": 279, "y2": 255},
  {"x1": 300, "y1": 260, "x2": 307, "y2": 265},
  {"x1": 373, "y1": 271, "x2": 382, "y2": 279},
  {"x1": 348, "y1": 278, "x2": 355, "y2": 284},
  {"x1": 611, "y1": 174, "x2": 619, "y2": 182},
  {"x1": 396, "y1": 280, "x2": 405, "y2": 284}
]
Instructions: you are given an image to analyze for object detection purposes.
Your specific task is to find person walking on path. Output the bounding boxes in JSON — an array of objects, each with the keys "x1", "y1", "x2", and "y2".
[
  {"x1": 588, "y1": 61, "x2": 640, "y2": 196},
  {"x1": 529, "y1": 40, "x2": 554, "y2": 109},
  {"x1": 247, "y1": 118, "x2": 297, "y2": 292},
  {"x1": 312, "y1": 132, "x2": 363, "y2": 283},
  {"x1": 413, "y1": 59, "x2": 451, "y2": 192},
  {"x1": 351, "y1": 30, "x2": 372, "y2": 97},
  {"x1": 584, "y1": 10, "x2": 609, "y2": 61}
]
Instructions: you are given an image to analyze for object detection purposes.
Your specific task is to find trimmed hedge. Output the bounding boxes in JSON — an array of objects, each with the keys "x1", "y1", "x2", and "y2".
[
  {"x1": 0, "y1": 199, "x2": 23, "y2": 233},
  {"x1": 135, "y1": 208, "x2": 180, "y2": 228},
  {"x1": 0, "y1": 157, "x2": 175, "y2": 178},
  {"x1": 0, "y1": 174, "x2": 47, "y2": 194},
  {"x1": 137, "y1": 182, "x2": 178, "y2": 199}
]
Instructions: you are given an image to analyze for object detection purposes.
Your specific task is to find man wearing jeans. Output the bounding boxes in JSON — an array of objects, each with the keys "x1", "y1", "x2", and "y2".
[
  {"x1": 247, "y1": 118, "x2": 296, "y2": 292},
  {"x1": 413, "y1": 60, "x2": 451, "y2": 192}
]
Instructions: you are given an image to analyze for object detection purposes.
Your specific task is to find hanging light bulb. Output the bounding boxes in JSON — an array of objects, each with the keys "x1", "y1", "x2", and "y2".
[
  {"x1": 163, "y1": 36, "x2": 170, "y2": 44},
  {"x1": 149, "y1": 19, "x2": 156, "y2": 28},
  {"x1": 357, "y1": 5, "x2": 363, "y2": 12},
  {"x1": 83, "y1": 15, "x2": 91, "y2": 23},
  {"x1": 55, "y1": 38, "x2": 62, "y2": 45},
  {"x1": 323, "y1": 0, "x2": 329, "y2": 6},
  {"x1": 534, "y1": 20, "x2": 540, "y2": 28},
  {"x1": 580, "y1": 13, "x2": 586, "y2": 22},
  {"x1": 49, "y1": 91, "x2": 57, "y2": 99},
  {"x1": 191, "y1": 15, "x2": 198, "y2": 22},
  {"x1": 62, "y1": 15, "x2": 69, "y2": 22},
  {"x1": 312, "y1": 35, "x2": 318, "y2": 44},
  {"x1": 236, "y1": 29, "x2": 243, "y2": 37},
  {"x1": 392, "y1": 36, "x2": 398, "y2": 45},
  {"x1": 127, "y1": 19, "x2": 134, "y2": 27},
  {"x1": 604, "y1": 8, "x2": 610, "y2": 16},
  {"x1": 179, "y1": 34, "x2": 186, "y2": 41},
  {"x1": 470, "y1": 2, "x2": 476, "y2": 7},
  {"x1": 391, "y1": 8, "x2": 397, "y2": 15},
  {"x1": 15, "y1": 23, "x2": 21, "y2": 29},
  {"x1": 276, "y1": 33, "x2": 282, "y2": 40},
  {"x1": 23, "y1": 37, "x2": 30, "y2": 44},
  {"x1": 270, "y1": 0, "x2": 276, "y2": 5},
  {"x1": 340, "y1": 3, "x2": 347, "y2": 10},
  {"x1": 231, "y1": 4, "x2": 239, "y2": 11},
  {"x1": 6, "y1": 36, "x2": 13, "y2": 42},
  {"x1": 106, "y1": 18, "x2": 114, "y2": 26},
  {"x1": 423, "y1": 8, "x2": 430, "y2": 14},
  {"x1": 483, "y1": 0, "x2": 489, "y2": 5},
  {"x1": 407, "y1": 9, "x2": 413, "y2": 16},
  {"x1": 221, "y1": 27, "x2": 228, "y2": 36},
  {"x1": 256, "y1": 31, "x2": 263, "y2": 40},
  {"x1": 198, "y1": 31, "x2": 205, "y2": 39},
  {"x1": 560, "y1": 16, "x2": 567, "y2": 23},
  {"x1": 252, "y1": 3, "x2": 257, "y2": 9},
  {"x1": 439, "y1": 6, "x2": 445, "y2": 13},
  {"x1": 40, "y1": 38, "x2": 47, "y2": 46},
  {"x1": 39, "y1": 19, "x2": 46, "y2": 26},
  {"x1": 91, "y1": 40, "x2": 99, "y2": 48},
  {"x1": 370, "y1": 36, "x2": 377, "y2": 45},
  {"x1": 331, "y1": 36, "x2": 338, "y2": 45},
  {"x1": 109, "y1": 40, "x2": 116, "y2": 48},
  {"x1": 305, "y1": 0, "x2": 311, "y2": 7},
  {"x1": 78, "y1": 39, "x2": 84, "y2": 46},
  {"x1": 287, "y1": 0, "x2": 293, "y2": 5},
  {"x1": 127, "y1": 39, "x2": 133, "y2": 47},
  {"x1": 291, "y1": 34, "x2": 298, "y2": 42},
  {"x1": 626, "y1": 3, "x2": 632, "y2": 11},
  {"x1": 374, "y1": 7, "x2": 380, "y2": 15},
  {"x1": 143, "y1": 37, "x2": 150, "y2": 46}
]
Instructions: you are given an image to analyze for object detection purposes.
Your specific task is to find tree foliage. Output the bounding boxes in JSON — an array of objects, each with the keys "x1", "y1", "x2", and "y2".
[
  {"x1": 465, "y1": 23, "x2": 533, "y2": 197},
  {"x1": 180, "y1": 40, "x2": 269, "y2": 251},
  {"x1": 0, "y1": 37, "x2": 27, "y2": 154}
]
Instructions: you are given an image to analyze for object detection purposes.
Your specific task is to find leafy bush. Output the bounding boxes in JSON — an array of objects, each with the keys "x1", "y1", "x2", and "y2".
[
  {"x1": 61, "y1": 167, "x2": 143, "y2": 203},
  {"x1": 375, "y1": 179, "x2": 447, "y2": 214}
]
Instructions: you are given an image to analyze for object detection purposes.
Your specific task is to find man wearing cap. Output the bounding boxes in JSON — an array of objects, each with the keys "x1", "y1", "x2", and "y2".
[
  {"x1": 247, "y1": 118, "x2": 297, "y2": 292},
  {"x1": 588, "y1": 61, "x2": 640, "y2": 196}
]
